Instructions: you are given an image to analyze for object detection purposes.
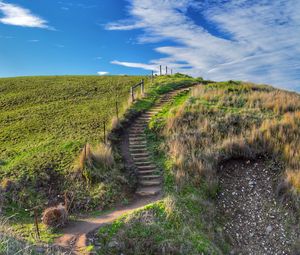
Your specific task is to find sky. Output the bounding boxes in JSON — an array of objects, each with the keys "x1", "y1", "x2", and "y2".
[{"x1": 0, "y1": 0, "x2": 300, "y2": 91}]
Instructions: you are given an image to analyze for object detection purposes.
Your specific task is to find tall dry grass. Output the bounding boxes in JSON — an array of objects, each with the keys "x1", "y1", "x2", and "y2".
[
  {"x1": 163, "y1": 83, "x2": 300, "y2": 200},
  {"x1": 76, "y1": 143, "x2": 115, "y2": 184}
]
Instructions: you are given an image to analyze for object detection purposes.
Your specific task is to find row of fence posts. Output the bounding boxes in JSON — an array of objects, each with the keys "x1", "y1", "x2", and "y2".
[
  {"x1": 158, "y1": 65, "x2": 173, "y2": 76},
  {"x1": 101, "y1": 67, "x2": 172, "y2": 144}
]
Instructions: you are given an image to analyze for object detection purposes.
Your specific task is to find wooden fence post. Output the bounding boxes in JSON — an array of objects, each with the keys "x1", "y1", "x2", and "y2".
[
  {"x1": 130, "y1": 86, "x2": 134, "y2": 102},
  {"x1": 103, "y1": 121, "x2": 106, "y2": 144},
  {"x1": 151, "y1": 71, "x2": 154, "y2": 84},
  {"x1": 84, "y1": 144, "x2": 87, "y2": 160},
  {"x1": 115, "y1": 101, "x2": 119, "y2": 120},
  {"x1": 34, "y1": 208, "x2": 40, "y2": 240},
  {"x1": 166, "y1": 66, "x2": 168, "y2": 75},
  {"x1": 160, "y1": 65, "x2": 162, "y2": 76},
  {"x1": 141, "y1": 80, "x2": 144, "y2": 95}
]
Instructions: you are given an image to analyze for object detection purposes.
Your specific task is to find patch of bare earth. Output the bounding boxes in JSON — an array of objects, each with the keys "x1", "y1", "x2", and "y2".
[{"x1": 217, "y1": 158, "x2": 299, "y2": 255}]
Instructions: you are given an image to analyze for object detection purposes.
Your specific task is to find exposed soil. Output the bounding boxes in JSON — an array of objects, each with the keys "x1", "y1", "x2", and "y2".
[
  {"x1": 55, "y1": 195, "x2": 162, "y2": 254},
  {"x1": 217, "y1": 158, "x2": 300, "y2": 255}
]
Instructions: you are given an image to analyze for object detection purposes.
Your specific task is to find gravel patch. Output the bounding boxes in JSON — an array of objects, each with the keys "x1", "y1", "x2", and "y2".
[{"x1": 217, "y1": 158, "x2": 299, "y2": 255}]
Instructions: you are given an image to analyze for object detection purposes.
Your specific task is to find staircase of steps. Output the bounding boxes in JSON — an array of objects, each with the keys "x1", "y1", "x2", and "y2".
[{"x1": 127, "y1": 89, "x2": 189, "y2": 197}]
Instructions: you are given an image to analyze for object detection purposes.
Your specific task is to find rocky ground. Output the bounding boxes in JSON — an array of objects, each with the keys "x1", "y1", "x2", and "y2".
[{"x1": 217, "y1": 158, "x2": 300, "y2": 255}]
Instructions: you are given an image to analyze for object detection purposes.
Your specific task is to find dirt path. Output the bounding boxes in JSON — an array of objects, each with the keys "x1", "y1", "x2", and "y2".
[
  {"x1": 217, "y1": 158, "x2": 299, "y2": 255},
  {"x1": 55, "y1": 195, "x2": 161, "y2": 254},
  {"x1": 55, "y1": 87, "x2": 193, "y2": 254}
]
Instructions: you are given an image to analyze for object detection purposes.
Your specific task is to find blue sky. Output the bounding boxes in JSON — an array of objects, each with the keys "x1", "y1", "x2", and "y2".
[{"x1": 0, "y1": 0, "x2": 300, "y2": 91}]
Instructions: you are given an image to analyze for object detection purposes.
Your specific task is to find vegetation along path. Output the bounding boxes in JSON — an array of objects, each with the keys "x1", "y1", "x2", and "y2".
[{"x1": 55, "y1": 87, "x2": 190, "y2": 254}]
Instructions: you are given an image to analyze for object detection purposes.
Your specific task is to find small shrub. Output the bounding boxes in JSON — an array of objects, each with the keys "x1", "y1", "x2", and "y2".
[{"x1": 42, "y1": 204, "x2": 68, "y2": 228}]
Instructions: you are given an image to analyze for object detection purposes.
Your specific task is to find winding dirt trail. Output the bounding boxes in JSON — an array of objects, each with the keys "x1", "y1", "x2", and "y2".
[
  {"x1": 217, "y1": 158, "x2": 300, "y2": 255},
  {"x1": 55, "y1": 87, "x2": 192, "y2": 254}
]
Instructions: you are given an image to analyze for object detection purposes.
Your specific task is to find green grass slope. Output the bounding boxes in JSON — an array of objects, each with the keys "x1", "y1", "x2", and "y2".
[{"x1": 0, "y1": 76, "x2": 146, "y2": 222}]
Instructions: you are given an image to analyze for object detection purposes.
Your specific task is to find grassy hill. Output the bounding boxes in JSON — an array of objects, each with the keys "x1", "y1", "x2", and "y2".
[
  {"x1": 0, "y1": 74, "x2": 201, "y2": 246},
  {"x1": 2, "y1": 76, "x2": 299, "y2": 253},
  {"x1": 0, "y1": 75, "x2": 148, "y2": 240},
  {"x1": 93, "y1": 81, "x2": 300, "y2": 254}
]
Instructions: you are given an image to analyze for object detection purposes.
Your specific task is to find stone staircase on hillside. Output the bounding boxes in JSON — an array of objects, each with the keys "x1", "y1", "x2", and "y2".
[{"x1": 128, "y1": 90, "x2": 188, "y2": 197}]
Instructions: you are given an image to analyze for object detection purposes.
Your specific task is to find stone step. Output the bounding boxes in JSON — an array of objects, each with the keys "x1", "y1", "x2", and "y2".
[
  {"x1": 137, "y1": 169, "x2": 160, "y2": 175},
  {"x1": 129, "y1": 144, "x2": 147, "y2": 149},
  {"x1": 129, "y1": 133, "x2": 145, "y2": 138},
  {"x1": 132, "y1": 121, "x2": 147, "y2": 125},
  {"x1": 129, "y1": 131, "x2": 145, "y2": 135},
  {"x1": 142, "y1": 113, "x2": 155, "y2": 117},
  {"x1": 129, "y1": 144, "x2": 147, "y2": 148},
  {"x1": 132, "y1": 153, "x2": 150, "y2": 159},
  {"x1": 130, "y1": 128, "x2": 145, "y2": 132},
  {"x1": 136, "y1": 186, "x2": 161, "y2": 196},
  {"x1": 133, "y1": 156, "x2": 152, "y2": 162},
  {"x1": 140, "y1": 179, "x2": 161, "y2": 186},
  {"x1": 139, "y1": 175, "x2": 161, "y2": 179},
  {"x1": 129, "y1": 137, "x2": 146, "y2": 141},
  {"x1": 136, "y1": 164, "x2": 157, "y2": 170},
  {"x1": 129, "y1": 128, "x2": 145, "y2": 132},
  {"x1": 134, "y1": 121, "x2": 148, "y2": 126},
  {"x1": 129, "y1": 148, "x2": 148, "y2": 153},
  {"x1": 129, "y1": 140, "x2": 146, "y2": 144},
  {"x1": 134, "y1": 161, "x2": 153, "y2": 166},
  {"x1": 129, "y1": 140, "x2": 147, "y2": 145}
]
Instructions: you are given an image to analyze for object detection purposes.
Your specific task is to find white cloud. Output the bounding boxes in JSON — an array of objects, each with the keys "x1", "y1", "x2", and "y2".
[
  {"x1": 0, "y1": 2, "x2": 51, "y2": 29},
  {"x1": 111, "y1": 60, "x2": 158, "y2": 71},
  {"x1": 105, "y1": 21, "x2": 145, "y2": 31},
  {"x1": 97, "y1": 71, "x2": 109, "y2": 76},
  {"x1": 28, "y1": 39, "x2": 39, "y2": 43},
  {"x1": 106, "y1": 0, "x2": 300, "y2": 90}
]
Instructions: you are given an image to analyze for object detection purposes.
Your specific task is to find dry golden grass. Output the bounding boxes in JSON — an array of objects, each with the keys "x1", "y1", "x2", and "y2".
[
  {"x1": 163, "y1": 82, "x2": 300, "y2": 197},
  {"x1": 76, "y1": 143, "x2": 115, "y2": 184},
  {"x1": 247, "y1": 90, "x2": 300, "y2": 114}
]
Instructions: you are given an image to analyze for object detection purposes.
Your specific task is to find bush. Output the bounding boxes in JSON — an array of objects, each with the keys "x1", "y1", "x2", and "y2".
[{"x1": 42, "y1": 204, "x2": 68, "y2": 228}]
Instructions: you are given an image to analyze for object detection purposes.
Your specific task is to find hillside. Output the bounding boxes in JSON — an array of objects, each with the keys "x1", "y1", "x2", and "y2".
[
  {"x1": 92, "y1": 81, "x2": 300, "y2": 254},
  {"x1": 0, "y1": 74, "x2": 201, "y2": 248},
  {"x1": 0, "y1": 75, "x2": 147, "y2": 240},
  {"x1": 1, "y1": 77, "x2": 299, "y2": 254}
]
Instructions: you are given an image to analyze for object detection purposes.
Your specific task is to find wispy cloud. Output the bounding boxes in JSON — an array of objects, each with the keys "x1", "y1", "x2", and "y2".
[
  {"x1": 111, "y1": 60, "x2": 158, "y2": 71},
  {"x1": 58, "y1": 2, "x2": 97, "y2": 10},
  {"x1": 0, "y1": 1, "x2": 51, "y2": 29},
  {"x1": 28, "y1": 39, "x2": 39, "y2": 43},
  {"x1": 97, "y1": 71, "x2": 109, "y2": 76},
  {"x1": 0, "y1": 35, "x2": 13, "y2": 39},
  {"x1": 106, "y1": 0, "x2": 300, "y2": 90}
]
